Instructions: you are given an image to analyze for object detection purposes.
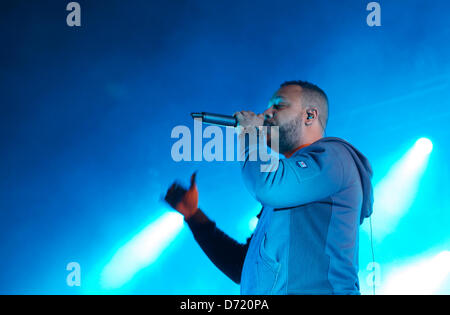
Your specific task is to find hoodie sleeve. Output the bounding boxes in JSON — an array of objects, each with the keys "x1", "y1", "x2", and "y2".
[
  {"x1": 185, "y1": 208, "x2": 254, "y2": 284},
  {"x1": 241, "y1": 139, "x2": 345, "y2": 209}
]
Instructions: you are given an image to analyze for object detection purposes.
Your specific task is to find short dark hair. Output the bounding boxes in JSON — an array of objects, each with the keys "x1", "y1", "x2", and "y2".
[{"x1": 280, "y1": 80, "x2": 329, "y2": 130}]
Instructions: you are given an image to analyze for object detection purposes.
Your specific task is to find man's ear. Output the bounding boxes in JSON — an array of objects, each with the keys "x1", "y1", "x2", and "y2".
[{"x1": 305, "y1": 108, "x2": 318, "y2": 126}]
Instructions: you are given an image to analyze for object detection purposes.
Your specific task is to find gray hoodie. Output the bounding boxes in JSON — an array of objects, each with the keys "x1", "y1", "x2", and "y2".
[{"x1": 240, "y1": 137, "x2": 374, "y2": 294}]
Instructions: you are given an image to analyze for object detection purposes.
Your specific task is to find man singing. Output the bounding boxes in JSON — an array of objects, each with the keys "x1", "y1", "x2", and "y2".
[{"x1": 164, "y1": 81, "x2": 374, "y2": 295}]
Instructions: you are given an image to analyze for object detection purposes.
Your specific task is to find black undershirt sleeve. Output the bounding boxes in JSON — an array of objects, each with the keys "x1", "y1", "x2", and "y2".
[{"x1": 185, "y1": 208, "x2": 261, "y2": 284}]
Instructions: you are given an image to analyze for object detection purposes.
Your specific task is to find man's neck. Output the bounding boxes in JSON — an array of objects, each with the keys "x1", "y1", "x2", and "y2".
[
  {"x1": 283, "y1": 134, "x2": 323, "y2": 158},
  {"x1": 283, "y1": 143, "x2": 311, "y2": 158}
]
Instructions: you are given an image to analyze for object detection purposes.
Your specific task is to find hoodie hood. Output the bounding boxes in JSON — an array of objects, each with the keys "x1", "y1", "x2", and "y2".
[{"x1": 317, "y1": 137, "x2": 374, "y2": 224}]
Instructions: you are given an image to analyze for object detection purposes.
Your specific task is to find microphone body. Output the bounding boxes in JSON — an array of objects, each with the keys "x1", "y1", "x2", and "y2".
[{"x1": 191, "y1": 112, "x2": 237, "y2": 127}]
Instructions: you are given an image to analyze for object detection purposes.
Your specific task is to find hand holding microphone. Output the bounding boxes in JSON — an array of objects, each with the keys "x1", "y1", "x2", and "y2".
[{"x1": 233, "y1": 111, "x2": 265, "y2": 130}]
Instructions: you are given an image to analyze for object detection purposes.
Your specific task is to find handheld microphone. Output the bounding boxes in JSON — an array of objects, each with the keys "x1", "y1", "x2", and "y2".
[{"x1": 191, "y1": 112, "x2": 238, "y2": 127}]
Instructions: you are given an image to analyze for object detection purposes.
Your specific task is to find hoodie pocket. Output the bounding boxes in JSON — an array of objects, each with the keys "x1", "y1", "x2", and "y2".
[{"x1": 257, "y1": 233, "x2": 281, "y2": 294}]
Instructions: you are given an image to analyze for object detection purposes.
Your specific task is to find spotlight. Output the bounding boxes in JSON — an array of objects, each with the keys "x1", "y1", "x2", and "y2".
[
  {"x1": 382, "y1": 250, "x2": 450, "y2": 294},
  {"x1": 100, "y1": 211, "x2": 184, "y2": 290},
  {"x1": 414, "y1": 137, "x2": 433, "y2": 155},
  {"x1": 248, "y1": 217, "x2": 259, "y2": 232},
  {"x1": 365, "y1": 138, "x2": 433, "y2": 240}
]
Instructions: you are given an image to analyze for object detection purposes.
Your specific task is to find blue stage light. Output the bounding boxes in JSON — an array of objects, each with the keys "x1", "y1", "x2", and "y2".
[
  {"x1": 248, "y1": 217, "x2": 259, "y2": 232},
  {"x1": 382, "y1": 250, "x2": 450, "y2": 294},
  {"x1": 415, "y1": 137, "x2": 433, "y2": 155},
  {"x1": 365, "y1": 138, "x2": 433, "y2": 240},
  {"x1": 100, "y1": 212, "x2": 184, "y2": 290}
]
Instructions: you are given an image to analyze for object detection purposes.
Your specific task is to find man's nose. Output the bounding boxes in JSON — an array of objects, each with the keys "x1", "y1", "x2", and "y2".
[{"x1": 263, "y1": 107, "x2": 275, "y2": 120}]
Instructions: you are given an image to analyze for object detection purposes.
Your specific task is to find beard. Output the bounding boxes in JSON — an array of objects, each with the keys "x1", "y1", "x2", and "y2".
[{"x1": 265, "y1": 114, "x2": 302, "y2": 154}]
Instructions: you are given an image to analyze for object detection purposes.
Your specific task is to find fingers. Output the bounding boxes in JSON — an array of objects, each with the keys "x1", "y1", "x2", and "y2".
[
  {"x1": 190, "y1": 171, "x2": 197, "y2": 189},
  {"x1": 234, "y1": 110, "x2": 256, "y2": 117},
  {"x1": 164, "y1": 182, "x2": 187, "y2": 208},
  {"x1": 234, "y1": 111, "x2": 257, "y2": 127},
  {"x1": 164, "y1": 171, "x2": 198, "y2": 209}
]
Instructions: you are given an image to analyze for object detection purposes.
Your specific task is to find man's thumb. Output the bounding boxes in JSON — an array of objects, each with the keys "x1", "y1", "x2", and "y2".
[{"x1": 190, "y1": 171, "x2": 197, "y2": 189}]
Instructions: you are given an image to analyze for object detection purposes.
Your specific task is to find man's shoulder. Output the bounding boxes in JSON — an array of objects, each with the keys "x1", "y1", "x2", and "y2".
[
  {"x1": 290, "y1": 137, "x2": 359, "y2": 173},
  {"x1": 313, "y1": 136, "x2": 352, "y2": 147},
  {"x1": 293, "y1": 137, "x2": 352, "y2": 156}
]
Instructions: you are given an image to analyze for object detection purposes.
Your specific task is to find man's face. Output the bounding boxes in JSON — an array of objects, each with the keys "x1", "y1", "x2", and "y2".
[{"x1": 263, "y1": 85, "x2": 305, "y2": 154}]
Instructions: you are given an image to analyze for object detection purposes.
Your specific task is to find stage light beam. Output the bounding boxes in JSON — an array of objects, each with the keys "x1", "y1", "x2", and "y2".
[
  {"x1": 366, "y1": 138, "x2": 433, "y2": 240},
  {"x1": 100, "y1": 211, "x2": 184, "y2": 290},
  {"x1": 382, "y1": 250, "x2": 450, "y2": 294},
  {"x1": 415, "y1": 137, "x2": 433, "y2": 154}
]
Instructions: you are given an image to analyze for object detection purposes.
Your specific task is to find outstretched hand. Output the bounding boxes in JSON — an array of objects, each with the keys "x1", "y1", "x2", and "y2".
[{"x1": 164, "y1": 172, "x2": 199, "y2": 219}]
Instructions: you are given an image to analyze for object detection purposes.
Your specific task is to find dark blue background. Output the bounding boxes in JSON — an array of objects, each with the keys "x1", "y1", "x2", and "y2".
[{"x1": 1, "y1": 0, "x2": 449, "y2": 294}]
